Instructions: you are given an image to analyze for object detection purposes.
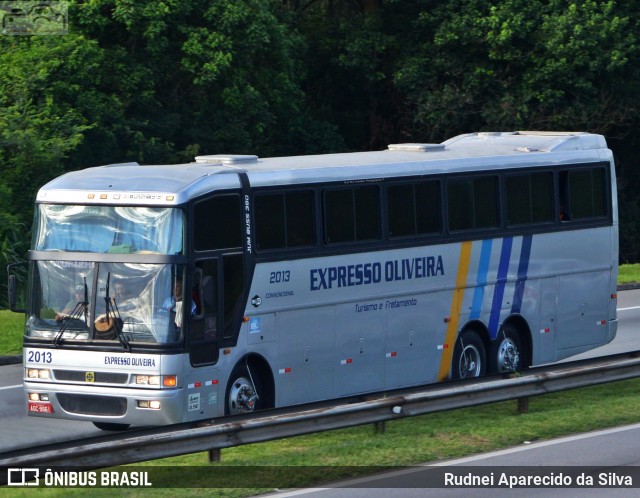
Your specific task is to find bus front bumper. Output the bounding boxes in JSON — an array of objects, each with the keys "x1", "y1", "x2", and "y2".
[{"x1": 24, "y1": 381, "x2": 186, "y2": 426}]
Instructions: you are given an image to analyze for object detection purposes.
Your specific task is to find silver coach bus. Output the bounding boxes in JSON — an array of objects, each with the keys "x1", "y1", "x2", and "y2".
[{"x1": 8, "y1": 131, "x2": 618, "y2": 430}]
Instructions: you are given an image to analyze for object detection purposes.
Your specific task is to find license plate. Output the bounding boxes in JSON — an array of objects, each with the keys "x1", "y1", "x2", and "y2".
[{"x1": 28, "y1": 402, "x2": 54, "y2": 414}]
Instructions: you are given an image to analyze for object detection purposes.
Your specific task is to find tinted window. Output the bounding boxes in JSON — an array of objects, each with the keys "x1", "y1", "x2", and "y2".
[
  {"x1": 194, "y1": 194, "x2": 243, "y2": 251},
  {"x1": 570, "y1": 169, "x2": 607, "y2": 219},
  {"x1": 560, "y1": 167, "x2": 608, "y2": 221},
  {"x1": 447, "y1": 177, "x2": 498, "y2": 231},
  {"x1": 506, "y1": 172, "x2": 553, "y2": 226},
  {"x1": 388, "y1": 184, "x2": 414, "y2": 237},
  {"x1": 324, "y1": 186, "x2": 380, "y2": 244},
  {"x1": 254, "y1": 191, "x2": 315, "y2": 251},
  {"x1": 388, "y1": 181, "x2": 441, "y2": 238}
]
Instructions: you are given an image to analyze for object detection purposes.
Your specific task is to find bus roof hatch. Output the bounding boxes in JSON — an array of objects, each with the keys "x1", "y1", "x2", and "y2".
[
  {"x1": 195, "y1": 155, "x2": 259, "y2": 165},
  {"x1": 387, "y1": 143, "x2": 445, "y2": 152}
]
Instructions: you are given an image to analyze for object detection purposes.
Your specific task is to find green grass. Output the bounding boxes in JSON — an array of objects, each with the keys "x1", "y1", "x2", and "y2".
[
  {"x1": 618, "y1": 263, "x2": 640, "y2": 285},
  {"x1": 0, "y1": 309, "x2": 23, "y2": 355}
]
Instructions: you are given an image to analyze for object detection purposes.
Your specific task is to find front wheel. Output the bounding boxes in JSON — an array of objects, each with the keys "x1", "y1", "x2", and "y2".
[
  {"x1": 451, "y1": 330, "x2": 486, "y2": 380},
  {"x1": 491, "y1": 324, "x2": 527, "y2": 374},
  {"x1": 225, "y1": 365, "x2": 264, "y2": 416}
]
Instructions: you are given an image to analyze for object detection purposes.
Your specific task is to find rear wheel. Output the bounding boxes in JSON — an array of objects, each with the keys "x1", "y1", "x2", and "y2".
[
  {"x1": 451, "y1": 330, "x2": 486, "y2": 380},
  {"x1": 92, "y1": 422, "x2": 130, "y2": 431}
]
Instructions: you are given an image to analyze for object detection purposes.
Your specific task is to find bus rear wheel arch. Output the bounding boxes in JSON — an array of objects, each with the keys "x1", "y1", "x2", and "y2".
[
  {"x1": 451, "y1": 329, "x2": 487, "y2": 380},
  {"x1": 225, "y1": 355, "x2": 275, "y2": 416}
]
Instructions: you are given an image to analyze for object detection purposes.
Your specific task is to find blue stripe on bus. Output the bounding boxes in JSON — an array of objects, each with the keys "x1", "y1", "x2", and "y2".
[
  {"x1": 511, "y1": 235, "x2": 533, "y2": 314},
  {"x1": 488, "y1": 237, "x2": 513, "y2": 337},
  {"x1": 470, "y1": 239, "x2": 493, "y2": 319}
]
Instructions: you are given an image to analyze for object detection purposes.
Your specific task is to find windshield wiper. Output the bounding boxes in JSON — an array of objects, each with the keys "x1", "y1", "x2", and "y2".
[{"x1": 53, "y1": 279, "x2": 89, "y2": 347}]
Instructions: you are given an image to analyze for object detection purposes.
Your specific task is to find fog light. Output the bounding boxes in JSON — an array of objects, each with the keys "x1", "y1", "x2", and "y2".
[
  {"x1": 28, "y1": 392, "x2": 50, "y2": 402},
  {"x1": 149, "y1": 400, "x2": 161, "y2": 410}
]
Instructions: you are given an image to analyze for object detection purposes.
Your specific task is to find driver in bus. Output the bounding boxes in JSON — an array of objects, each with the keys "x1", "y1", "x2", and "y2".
[
  {"x1": 113, "y1": 281, "x2": 136, "y2": 309},
  {"x1": 161, "y1": 277, "x2": 196, "y2": 331},
  {"x1": 55, "y1": 284, "x2": 86, "y2": 322}
]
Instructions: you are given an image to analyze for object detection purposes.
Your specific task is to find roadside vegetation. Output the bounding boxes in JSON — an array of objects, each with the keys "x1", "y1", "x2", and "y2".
[
  {"x1": 0, "y1": 309, "x2": 22, "y2": 355},
  {"x1": 618, "y1": 263, "x2": 640, "y2": 285}
]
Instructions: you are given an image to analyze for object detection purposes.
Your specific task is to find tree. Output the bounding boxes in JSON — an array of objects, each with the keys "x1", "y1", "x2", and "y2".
[
  {"x1": 293, "y1": 0, "x2": 403, "y2": 150},
  {"x1": 72, "y1": 0, "x2": 343, "y2": 158},
  {"x1": 393, "y1": 0, "x2": 640, "y2": 141}
]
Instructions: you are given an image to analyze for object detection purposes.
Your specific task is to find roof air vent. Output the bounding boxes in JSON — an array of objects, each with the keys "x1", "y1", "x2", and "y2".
[
  {"x1": 515, "y1": 147, "x2": 543, "y2": 153},
  {"x1": 195, "y1": 155, "x2": 259, "y2": 165},
  {"x1": 101, "y1": 162, "x2": 140, "y2": 167},
  {"x1": 387, "y1": 143, "x2": 445, "y2": 152}
]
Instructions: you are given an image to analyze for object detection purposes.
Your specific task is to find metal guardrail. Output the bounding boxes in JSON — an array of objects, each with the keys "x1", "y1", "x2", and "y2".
[{"x1": 2, "y1": 352, "x2": 640, "y2": 468}]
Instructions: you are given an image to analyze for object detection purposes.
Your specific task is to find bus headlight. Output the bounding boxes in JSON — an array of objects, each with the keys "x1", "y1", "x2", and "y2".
[
  {"x1": 135, "y1": 375, "x2": 160, "y2": 385},
  {"x1": 26, "y1": 368, "x2": 51, "y2": 379},
  {"x1": 135, "y1": 375, "x2": 177, "y2": 387}
]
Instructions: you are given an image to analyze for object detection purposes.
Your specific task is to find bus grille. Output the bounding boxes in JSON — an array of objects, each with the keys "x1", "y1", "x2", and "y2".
[
  {"x1": 54, "y1": 370, "x2": 128, "y2": 384},
  {"x1": 57, "y1": 394, "x2": 127, "y2": 416}
]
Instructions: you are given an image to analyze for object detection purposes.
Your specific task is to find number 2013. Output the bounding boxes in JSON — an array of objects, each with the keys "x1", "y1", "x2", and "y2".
[
  {"x1": 270, "y1": 271, "x2": 290, "y2": 283},
  {"x1": 28, "y1": 350, "x2": 52, "y2": 364}
]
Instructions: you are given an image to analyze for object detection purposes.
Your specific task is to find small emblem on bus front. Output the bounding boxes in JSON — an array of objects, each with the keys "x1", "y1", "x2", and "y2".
[{"x1": 85, "y1": 372, "x2": 95, "y2": 383}]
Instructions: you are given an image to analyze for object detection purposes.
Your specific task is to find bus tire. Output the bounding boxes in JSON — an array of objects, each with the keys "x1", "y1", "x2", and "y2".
[
  {"x1": 491, "y1": 324, "x2": 526, "y2": 374},
  {"x1": 225, "y1": 362, "x2": 271, "y2": 416},
  {"x1": 92, "y1": 422, "x2": 130, "y2": 431},
  {"x1": 451, "y1": 329, "x2": 486, "y2": 380}
]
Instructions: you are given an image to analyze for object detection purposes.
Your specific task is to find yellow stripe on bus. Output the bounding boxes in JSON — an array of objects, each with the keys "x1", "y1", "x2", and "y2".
[{"x1": 437, "y1": 240, "x2": 472, "y2": 381}]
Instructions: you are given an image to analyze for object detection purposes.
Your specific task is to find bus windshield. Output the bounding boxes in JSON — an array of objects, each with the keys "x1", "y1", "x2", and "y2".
[
  {"x1": 26, "y1": 261, "x2": 189, "y2": 345},
  {"x1": 33, "y1": 204, "x2": 184, "y2": 254}
]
